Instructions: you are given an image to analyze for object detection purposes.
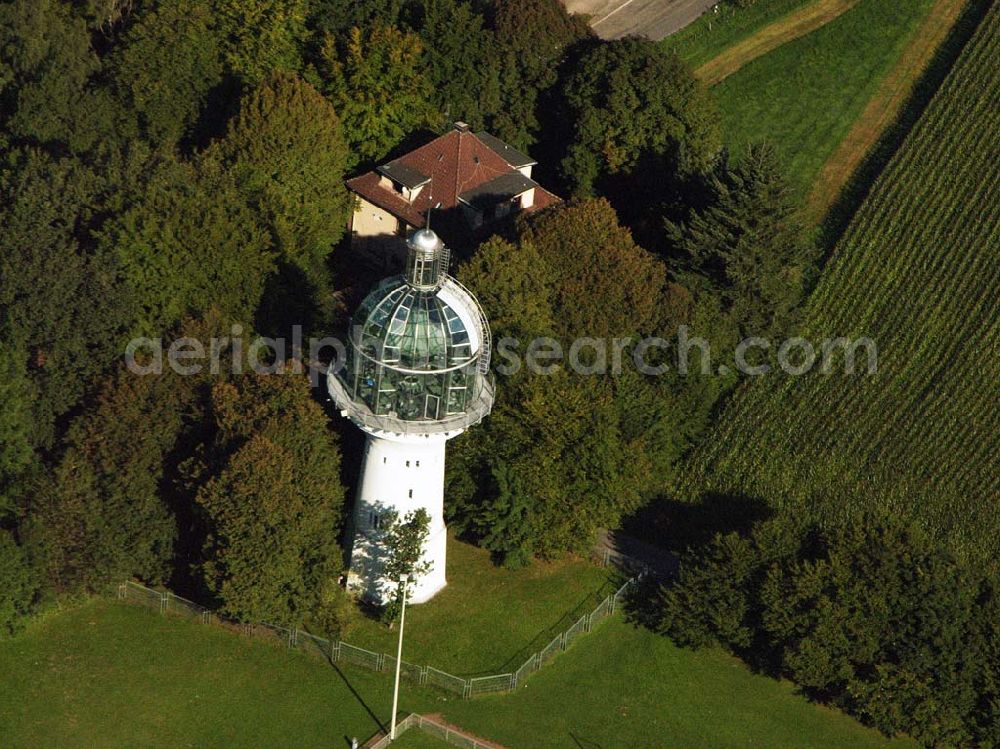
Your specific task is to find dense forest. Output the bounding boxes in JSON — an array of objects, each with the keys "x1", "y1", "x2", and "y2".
[
  {"x1": 0, "y1": 0, "x2": 809, "y2": 632},
  {"x1": 1, "y1": 1, "x2": 996, "y2": 744}
]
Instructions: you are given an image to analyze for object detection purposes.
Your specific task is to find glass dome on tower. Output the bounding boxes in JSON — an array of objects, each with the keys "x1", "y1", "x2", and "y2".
[{"x1": 328, "y1": 229, "x2": 494, "y2": 436}]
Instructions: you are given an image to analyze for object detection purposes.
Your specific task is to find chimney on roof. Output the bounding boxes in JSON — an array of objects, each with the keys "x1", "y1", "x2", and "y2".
[{"x1": 454, "y1": 121, "x2": 470, "y2": 133}]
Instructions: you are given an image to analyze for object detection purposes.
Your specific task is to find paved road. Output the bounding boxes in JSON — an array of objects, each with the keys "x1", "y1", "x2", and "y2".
[{"x1": 565, "y1": 0, "x2": 719, "y2": 41}]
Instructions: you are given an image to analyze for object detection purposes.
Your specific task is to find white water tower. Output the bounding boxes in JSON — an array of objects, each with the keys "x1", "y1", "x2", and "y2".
[{"x1": 328, "y1": 228, "x2": 494, "y2": 604}]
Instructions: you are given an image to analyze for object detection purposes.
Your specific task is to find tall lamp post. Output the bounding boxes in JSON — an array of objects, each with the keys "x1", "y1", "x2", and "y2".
[{"x1": 389, "y1": 574, "x2": 408, "y2": 741}]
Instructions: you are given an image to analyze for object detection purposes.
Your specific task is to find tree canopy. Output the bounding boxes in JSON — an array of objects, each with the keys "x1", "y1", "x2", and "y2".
[{"x1": 558, "y1": 37, "x2": 721, "y2": 197}]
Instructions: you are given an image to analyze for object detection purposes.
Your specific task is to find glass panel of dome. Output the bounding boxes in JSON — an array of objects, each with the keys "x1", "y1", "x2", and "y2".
[{"x1": 396, "y1": 375, "x2": 424, "y2": 419}]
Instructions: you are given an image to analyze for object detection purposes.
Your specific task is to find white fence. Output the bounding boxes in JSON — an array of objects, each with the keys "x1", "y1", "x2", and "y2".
[{"x1": 116, "y1": 565, "x2": 643, "y2": 699}]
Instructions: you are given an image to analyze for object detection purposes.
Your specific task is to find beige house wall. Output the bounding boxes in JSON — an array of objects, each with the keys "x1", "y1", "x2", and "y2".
[{"x1": 349, "y1": 197, "x2": 411, "y2": 268}]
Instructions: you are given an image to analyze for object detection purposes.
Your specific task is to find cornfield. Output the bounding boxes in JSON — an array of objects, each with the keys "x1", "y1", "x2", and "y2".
[{"x1": 686, "y1": 4, "x2": 1000, "y2": 563}]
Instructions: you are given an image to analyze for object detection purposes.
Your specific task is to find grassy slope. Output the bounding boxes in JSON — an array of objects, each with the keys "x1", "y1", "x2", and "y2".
[
  {"x1": 0, "y1": 600, "x2": 396, "y2": 749},
  {"x1": 0, "y1": 601, "x2": 917, "y2": 749},
  {"x1": 345, "y1": 536, "x2": 616, "y2": 676},
  {"x1": 664, "y1": 0, "x2": 815, "y2": 68},
  {"x1": 696, "y1": 0, "x2": 858, "y2": 86},
  {"x1": 686, "y1": 5, "x2": 1000, "y2": 559},
  {"x1": 439, "y1": 617, "x2": 916, "y2": 749},
  {"x1": 711, "y1": 0, "x2": 935, "y2": 195}
]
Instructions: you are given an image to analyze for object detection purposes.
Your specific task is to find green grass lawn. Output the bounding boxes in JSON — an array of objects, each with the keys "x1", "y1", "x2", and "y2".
[
  {"x1": 0, "y1": 599, "x2": 918, "y2": 749},
  {"x1": 438, "y1": 617, "x2": 918, "y2": 749},
  {"x1": 343, "y1": 536, "x2": 617, "y2": 676},
  {"x1": 663, "y1": 0, "x2": 814, "y2": 67},
  {"x1": 0, "y1": 600, "x2": 398, "y2": 749},
  {"x1": 712, "y1": 0, "x2": 935, "y2": 194}
]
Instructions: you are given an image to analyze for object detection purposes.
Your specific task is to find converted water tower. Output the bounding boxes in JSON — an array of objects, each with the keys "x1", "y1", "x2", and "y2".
[{"x1": 328, "y1": 228, "x2": 494, "y2": 604}]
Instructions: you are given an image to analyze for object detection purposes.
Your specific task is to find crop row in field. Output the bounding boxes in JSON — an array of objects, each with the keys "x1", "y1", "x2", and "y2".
[{"x1": 684, "y1": 4, "x2": 1000, "y2": 563}]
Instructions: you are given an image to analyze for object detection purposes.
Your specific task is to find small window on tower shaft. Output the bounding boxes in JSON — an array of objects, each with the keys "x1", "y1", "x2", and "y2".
[
  {"x1": 406, "y1": 460, "x2": 410, "y2": 467},
  {"x1": 416, "y1": 461, "x2": 420, "y2": 467},
  {"x1": 409, "y1": 489, "x2": 413, "y2": 498}
]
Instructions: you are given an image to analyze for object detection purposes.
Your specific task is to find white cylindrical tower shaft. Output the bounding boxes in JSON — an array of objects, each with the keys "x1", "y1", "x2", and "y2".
[{"x1": 346, "y1": 432, "x2": 452, "y2": 604}]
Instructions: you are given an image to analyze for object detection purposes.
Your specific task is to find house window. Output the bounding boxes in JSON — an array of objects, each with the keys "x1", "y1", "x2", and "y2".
[{"x1": 369, "y1": 511, "x2": 381, "y2": 529}]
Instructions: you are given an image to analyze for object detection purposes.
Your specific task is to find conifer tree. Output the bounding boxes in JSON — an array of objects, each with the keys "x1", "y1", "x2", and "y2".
[{"x1": 668, "y1": 143, "x2": 816, "y2": 341}]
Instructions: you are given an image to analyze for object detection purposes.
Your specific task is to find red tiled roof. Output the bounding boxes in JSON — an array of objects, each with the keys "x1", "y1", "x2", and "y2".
[{"x1": 347, "y1": 130, "x2": 561, "y2": 228}]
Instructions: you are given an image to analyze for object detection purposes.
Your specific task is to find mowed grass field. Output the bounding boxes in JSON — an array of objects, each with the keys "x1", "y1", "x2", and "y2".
[
  {"x1": 345, "y1": 536, "x2": 617, "y2": 676},
  {"x1": 711, "y1": 0, "x2": 936, "y2": 194},
  {"x1": 0, "y1": 600, "x2": 918, "y2": 749},
  {"x1": 664, "y1": 0, "x2": 815, "y2": 68},
  {"x1": 685, "y1": 5, "x2": 1000, "y2": 562}
]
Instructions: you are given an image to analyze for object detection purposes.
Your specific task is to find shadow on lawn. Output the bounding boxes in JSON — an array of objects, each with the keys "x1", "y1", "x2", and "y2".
[{"x1": 330, "y1": 662, "x2": 385, "y2": 735}]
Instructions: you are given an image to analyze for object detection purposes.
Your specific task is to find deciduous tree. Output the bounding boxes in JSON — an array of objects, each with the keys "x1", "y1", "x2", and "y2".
[
  {"x1": 196, "y1": 371, "x2": 347, "y2": 628},
  {"x1": 110, "y1": 0, "x2": 225, "y2": 147},
  {"x1": 319, "y1": 23, "x2": 439, "y2": 162},
  {"x1": 558, "y1": 38, "x2": 721, "y2": 197}
]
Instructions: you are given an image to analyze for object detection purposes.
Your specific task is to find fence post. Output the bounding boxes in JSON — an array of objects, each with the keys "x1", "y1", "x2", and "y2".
[
  {"x1": 509, "y1": 673, "x2": 516, "y2": 692},
  {"x1": 560, "y1": 632, "x2": 567, "y2": 652},
  {"x1": 160, "y1": 592, "x2": 169, "y2": 615}
]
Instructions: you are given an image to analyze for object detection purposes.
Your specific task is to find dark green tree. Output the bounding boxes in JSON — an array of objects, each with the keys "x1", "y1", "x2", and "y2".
[
  {"x1": 667, "y1": 143, "x2": 816, "y2": 340},
  {"x1": 28, "y1": 362, "x2": 196, "y2": 591},
  {"x1": 488, "y1": 0, "x2": 591, "y2": 148},
  {"x1": 196, "y1": 371, "x2": 347, "y2": 628},
  {"x1": 658, "y1": 512, "x2": 1000, "y2": 747},
  {"x1": 0, "y1": 342, "x2": 33, "y2": 520},
  {"x1": 308, "y1": 0, "x2": 406, "y2": 38},
  {"x1": 558, "y1": 37, "x2": 721, "y2": 197},
  {"x1": 215, "y1": 0, "x2": 308, "y2": 84},
  {"x1": 98, "y1": 156, "x2": 275, "y2": 335},
  {"x1": 0, "y1": 0, "x2": 134, "y2": 154},
  {"x1": 110, "y1": 0, "x2": 225, "y2": 147},
  {"x1": 449, "y1": 202, "x2": 668, "y2": 564},
  {"x1": 516, "y1": 199, "x2": 667, "y2": 339},
  {"x1": 207, "y1": 71, "x2": 352, "y2": 332},
  {"x1": 411, "y1": 0, "x2": 502, "y2": 132},
  {"x1": 0, "y1": 530, "x2": 39, "y2": 636},
  {"x1": 0, "y1": 148, "x2": 136, "y2": 447},
  {"x1": 319, "y1": 23, "x2": 439, "y2": 162}
]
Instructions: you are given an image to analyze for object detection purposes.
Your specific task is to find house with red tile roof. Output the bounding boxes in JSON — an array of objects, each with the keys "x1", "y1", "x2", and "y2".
[{"x1": 346, "y1": 123, "x2": 561, "y2": 260}]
